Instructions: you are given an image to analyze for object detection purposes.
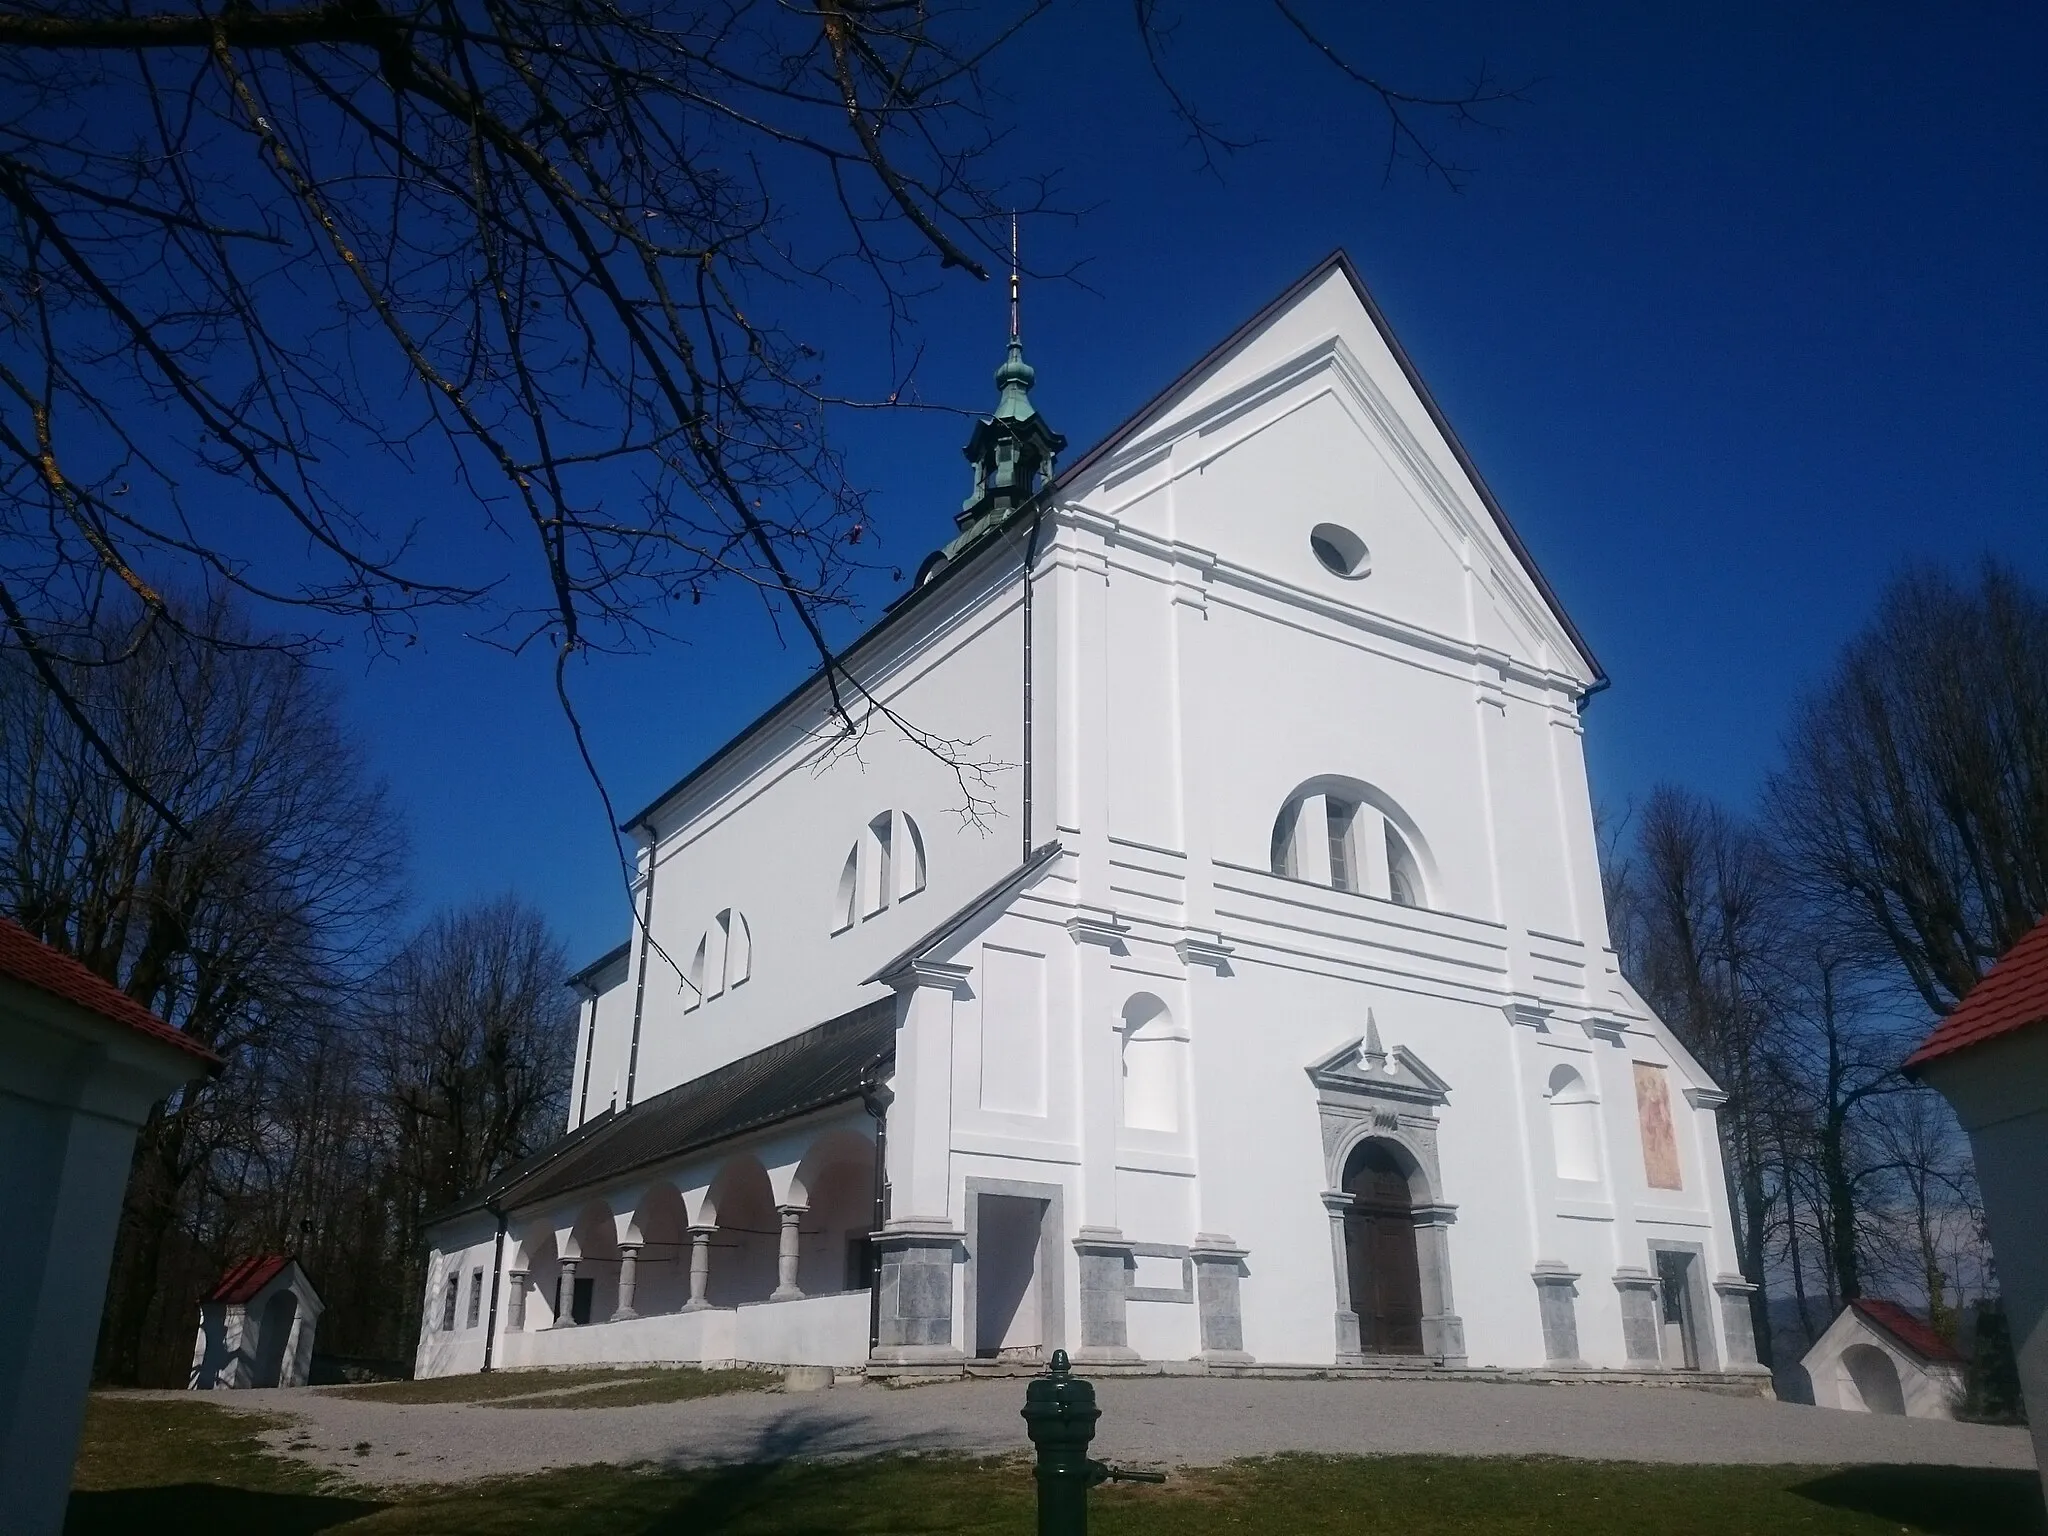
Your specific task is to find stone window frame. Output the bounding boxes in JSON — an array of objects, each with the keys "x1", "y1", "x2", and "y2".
[
  {"x1": 1644, "y1": 1237, "x2": 1720, "y2": 1372},
  {"x1": 962, "y1": 1176, "x2": 1066, "y2": 1361},
  {"x1": 1126, "y1": 1242, "x2": 1194, "y2": 1304}
]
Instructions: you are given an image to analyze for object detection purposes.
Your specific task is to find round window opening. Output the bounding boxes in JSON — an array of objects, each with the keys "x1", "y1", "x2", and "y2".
[{"x1": 1310, "y1": 523, "x2": 1371, "y2": 579}]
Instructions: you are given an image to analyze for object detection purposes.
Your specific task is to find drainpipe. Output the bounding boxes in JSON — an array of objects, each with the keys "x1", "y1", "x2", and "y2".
[
  {"x1": 480, "y1": 1204, "x2": 506, "y2": 1374},
  {"x1": 861, "y1": 1057, "x2": 894, "y2": 1353},
  {"x1": 1021, "y1": 507, "x2": 1047, "y2": 862},
  {"x1": 625, "y1": 822, "x2": 657, "y2": 1108}
]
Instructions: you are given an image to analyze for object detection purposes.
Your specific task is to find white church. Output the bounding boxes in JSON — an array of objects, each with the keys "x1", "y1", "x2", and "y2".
[{"x1": 416, "y1": 251, "x2": 1767, "y2": 1385}]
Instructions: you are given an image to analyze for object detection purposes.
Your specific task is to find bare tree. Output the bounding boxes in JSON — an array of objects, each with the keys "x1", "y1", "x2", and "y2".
[
  {"x1": 0, "y1": 0, "x2": 1521, "y2": 850},
  {"x1": 1768, "y1": 562, "x2": 2048, "y2": 1014},
  {"x1": 1610, "y1": 784, "x2": 1787, "y2": 1362},
  {"x1": 369, "y1": 893, "x2": 575, "y2": 1334},
  {"x1": 0, "y1": 591, "x2": 403, "y2": 1380}
]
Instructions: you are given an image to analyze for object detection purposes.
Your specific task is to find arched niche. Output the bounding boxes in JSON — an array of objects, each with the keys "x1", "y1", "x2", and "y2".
[
  {"x1": 1119, "y1": 993, "x2": 1188, "y2": 1136},
  {"x1": 1843, "y1": 1343, "x2": 1908, "y2": 1416},
  {"x1": 1546, "y1": 1062, "x2": 1603, "y2": 1184}
]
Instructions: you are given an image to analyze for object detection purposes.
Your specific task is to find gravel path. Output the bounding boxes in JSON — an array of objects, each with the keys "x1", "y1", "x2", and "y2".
[{"x1": 182, "y1": 1376, "x2": 2038, "y2": 1488}]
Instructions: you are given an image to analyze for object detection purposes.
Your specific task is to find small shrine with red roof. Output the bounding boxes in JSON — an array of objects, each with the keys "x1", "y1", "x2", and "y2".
[
  {"x1": 189, "y1": 1253, "x2": 324, "y2": 1390},
  {"x1": 1905, "y1": 911, "x2": 2048, "y2": 1487},
  {"x1": 1799, "y1": 1297, "x2": 1964, "y2": 1419}
]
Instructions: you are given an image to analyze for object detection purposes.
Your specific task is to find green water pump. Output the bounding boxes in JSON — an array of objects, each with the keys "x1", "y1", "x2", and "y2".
[{"x1": 1020, "y1": 1350, "x2": 1166, "y2": 1535}]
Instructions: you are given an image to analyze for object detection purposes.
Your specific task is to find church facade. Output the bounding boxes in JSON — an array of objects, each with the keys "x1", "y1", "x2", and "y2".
[{"x1": 415, "y1": 252, "x2": 1766, "y2": 1384}]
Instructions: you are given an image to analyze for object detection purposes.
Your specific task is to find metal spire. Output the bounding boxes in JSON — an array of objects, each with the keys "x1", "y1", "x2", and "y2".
[{"x1": 1009, "y1": 211, "x2": 1020, "y2": 342}]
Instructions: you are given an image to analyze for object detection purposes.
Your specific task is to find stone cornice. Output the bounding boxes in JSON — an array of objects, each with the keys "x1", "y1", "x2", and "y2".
[
  {"x1": 1067, "y1": 912, "x2": 1132, "y2": 948},
  {"x1": 1176, "y1": 934, "x2": 1236, "y2": 970},
  {"x1": 877, "y1": 957, "x2": 973, "y2": 995}
]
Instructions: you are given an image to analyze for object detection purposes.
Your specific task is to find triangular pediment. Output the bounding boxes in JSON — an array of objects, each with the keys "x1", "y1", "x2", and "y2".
[
  {"x1": 1306, "y1": 1015, "x2": 1450, "y2": 1107},
  {"x1": 1058, "y1": 252, "x2": 1601, "y2": 689}
]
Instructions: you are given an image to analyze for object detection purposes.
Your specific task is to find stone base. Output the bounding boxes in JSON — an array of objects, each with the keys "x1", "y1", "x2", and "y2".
[
  {"x1": 1071, "y1": 1344, "x2": 1140, "y2": 1364},
  {"x1": 863, "y1": 1357, "x2": 1774, "y2": 1396},
  {"x1": 868, "y1": 1343, "x2": 966, "y2": 1367}
]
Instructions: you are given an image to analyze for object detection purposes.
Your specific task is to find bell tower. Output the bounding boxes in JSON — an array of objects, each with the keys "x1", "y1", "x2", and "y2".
[{"x1": 957, "y1": 225, "x2": 1065, "y2": 531}]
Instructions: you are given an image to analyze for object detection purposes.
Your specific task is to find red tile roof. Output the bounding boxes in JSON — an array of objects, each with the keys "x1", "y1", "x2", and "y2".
[
  {"x1": 207, "y1": 1254, "x2": 295, "y2": 1305},
  {"x1": 1905, "y1": 913, "x2": 2048, "y2": 1070},
  {"x1": 1850, "y1": 1298, "x2": 1962, "y2": 1364},
  {"x1": 0, "y1": 918, "x2": 221, "y2": 1070}
]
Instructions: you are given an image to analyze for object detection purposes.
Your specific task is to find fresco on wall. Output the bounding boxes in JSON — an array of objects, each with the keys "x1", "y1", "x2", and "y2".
[{"x1": 1633, "y1": 1061, "x2": 1683, "y2": 1190}]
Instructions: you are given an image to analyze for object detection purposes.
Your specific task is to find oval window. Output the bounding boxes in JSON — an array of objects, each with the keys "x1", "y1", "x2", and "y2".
[{"x1": 1310, "y1": 523, "x2": 1371, "y2": 579}]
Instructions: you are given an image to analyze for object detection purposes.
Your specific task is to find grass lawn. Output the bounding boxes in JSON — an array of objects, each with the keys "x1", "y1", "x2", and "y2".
[{"x1": 67, "y1": 1394, "x2": 2046, "y2": 1536}]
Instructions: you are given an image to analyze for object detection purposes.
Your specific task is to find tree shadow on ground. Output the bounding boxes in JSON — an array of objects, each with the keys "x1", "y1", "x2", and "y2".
[
  {"x1": 65, "y1": 1484, "x2": 387, "y2": 1536},
  {"x1": 1790, "y1": 1465, "x2": 2046, "y2": 1535},
  {"x1": 627, "y1": 1409, "x2": 1025, "y2": 1534}
]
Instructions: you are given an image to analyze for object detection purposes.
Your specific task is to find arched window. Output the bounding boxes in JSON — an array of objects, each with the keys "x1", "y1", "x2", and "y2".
[
  {"x1": 1119, "y1": 994, "x2": 1186, "y2": 1135},
  {"x1": 1547, "y1": 1063, "x2": 1601, "y2": 1183},
  {"x1": 1270, "y1": 779, "x2": 1432, "y2": 909},
  {"x1": 683, "y1": 907, "x2": 750, "y2": 1013},
  {"x1": 831, "y1": 810, "x2": 927, "y2": 933}
]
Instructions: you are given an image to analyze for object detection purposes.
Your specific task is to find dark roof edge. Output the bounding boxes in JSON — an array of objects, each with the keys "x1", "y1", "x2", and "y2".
[
  {"x1": 567, "y1": 940, "x2": 632, "y2": 992},
  {"x1": 620, "y1": 515, "x2": 1033, "y2": 833},
  {"x1": 424, "y1": 1103, "x2": 620, "y2": 1229},
  {"x1": 866, "y1": 840, "x2": 1066, "y2": 986},
  {"x1": 624, "y1": 248, "x2": 1604, "y2": 834}
]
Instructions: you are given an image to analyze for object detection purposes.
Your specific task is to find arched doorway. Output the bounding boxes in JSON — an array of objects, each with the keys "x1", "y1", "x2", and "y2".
[
  {"x1": 1342, "y1": 1141, "x2": 1424, "y2": 1355},
  {"x1": 1842, "y1": 1343, "x2": 1907, "y2": 1415}
]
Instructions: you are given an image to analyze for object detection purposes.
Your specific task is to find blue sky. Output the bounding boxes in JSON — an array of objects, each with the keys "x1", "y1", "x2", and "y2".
[{"x1": 333, "y1": 2, "x2": 2047, "y2": 965}]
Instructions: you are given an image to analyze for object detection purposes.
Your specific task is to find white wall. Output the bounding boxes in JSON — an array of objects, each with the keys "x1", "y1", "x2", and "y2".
[
  {"x1": 1, "y1": 984, "x2": 209, "y2": 1536},
  {"x1": 1924, "y1": 1029, "x2": 2048, "y2": 1484}
]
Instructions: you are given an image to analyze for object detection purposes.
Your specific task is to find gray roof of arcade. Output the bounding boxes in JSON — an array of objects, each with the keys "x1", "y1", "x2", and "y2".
[{"x1": 429, "y1": 996, "x2": 895, "y2": 1227}]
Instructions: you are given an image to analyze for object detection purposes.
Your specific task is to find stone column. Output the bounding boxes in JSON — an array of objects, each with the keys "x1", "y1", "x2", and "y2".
[
  {"x1": 1411, "y1": 1203, "x2": 1467, "y2": 1366},
  {"x1": 612, "y1": 1244, "x2": 641, "y2": 1321},
  {"x1": 1190, "y1": 1233, "x2": 1253, "y2": 1365},
  {"x1": 1321, "y1": 1190, "x2": 1361, "y2": 1359},
  {"x1": 1614, "y1": 1268, "x2": 1661, "y2": 1366},
  {"x1": 682, "y1": 1226, "x2": 714, "y2": 1311},
  {"x1": 506, "y1": 1270, "x2": 527, "y2": 1332},
  {"x1": 1713, "y1": 1274, "x2": 1767, "y2": 1372},
  {"x1": 1531, "y1": 1261, "x2": 1583, "y2": 1366},
  {"x1": 1071, "y1": 1229, "x2": 1137, "y2": 1363},
  {"x1": 771, "y1": 1207, "x2": 806, "y2": 1301},
  {"x1": 554, "y1": 1258, "x2": 579, "y2": 1327}
]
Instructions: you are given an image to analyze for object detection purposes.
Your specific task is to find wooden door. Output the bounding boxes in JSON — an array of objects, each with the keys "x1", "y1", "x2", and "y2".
[{"x1": 1343, "y1": 1142, "x2": 1425, "y2": 1355}]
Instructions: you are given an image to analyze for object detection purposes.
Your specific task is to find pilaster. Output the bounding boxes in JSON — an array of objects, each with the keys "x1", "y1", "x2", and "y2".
[
  {"x1": 878, "y1": 958, "x2": 969, "y2": 1226},
  {"x1": 1531, "y1": 1261, "x2": 1583, "y2": 1366},
  {"x1": 1713, "y1": 1274, "x2": 1768, "y2": 1373},
  {"x1": 1614, "y1": 1267, "x2": 1662, "y2": 1366},
  {"x1": 1190, "y1": 1233, "x2": 1253, "y2": 1364},
  {"x1": 1071, "y1": 1227, "x2": 1138, "y2": 1362}
]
